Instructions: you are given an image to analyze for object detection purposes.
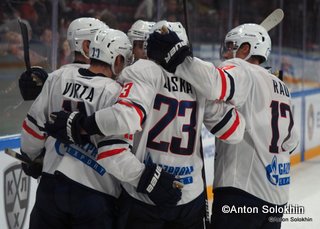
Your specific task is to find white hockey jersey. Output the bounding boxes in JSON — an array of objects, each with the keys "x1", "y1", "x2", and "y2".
[
  {"x1": 94, "y1": 59, "x2": 245, "y2": 205},
  {"x1": 175, "y1": 57, "x2": 299, "y2": 205},
  {"x1": 21, "y1": 62, "x2": 88, "y2": 174},
  {"x1": 20, "y1": 66, "x2": 145, "y2": 198}
]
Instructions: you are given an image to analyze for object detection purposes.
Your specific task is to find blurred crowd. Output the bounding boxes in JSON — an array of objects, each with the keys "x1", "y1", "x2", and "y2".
[
  {"x1": 0, "y1": 0, "x2": 319, "y2": 70},
  {"x1": 0, "y1": 0, "x2": 319, "y2": 135}
]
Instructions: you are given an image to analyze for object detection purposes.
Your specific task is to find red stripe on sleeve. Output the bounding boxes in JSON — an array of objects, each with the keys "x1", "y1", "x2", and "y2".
[
  {"x1": 22, "y1": 120, "x2": 46, "y2": 140},
  {"x1": 217, "y1": 68, "x2": 227, "y2": 100},
  {"x1": 219, "y1": 110, "x2": 240, "y2": 140},
  {"x1": 97, "y1": 148, "x2": 126, "y2": 160},
  {"x1": 221, "y1": 65, "x2": 235, "y2": 70},
  {"x1": 118, "y1": 100, "x2": 144, "y2": 125}
]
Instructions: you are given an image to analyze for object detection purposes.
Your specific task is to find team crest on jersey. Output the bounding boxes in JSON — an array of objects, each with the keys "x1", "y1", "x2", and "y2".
[
  {"x1": 4, "y1": 163, "x2": 30, "y2": 229},
  {"x1": 265, "y1": 156, "x2": 290, "y2": 186},
  {"x1": 144, "y1": 152, "x2": 194, "y2": 185}
]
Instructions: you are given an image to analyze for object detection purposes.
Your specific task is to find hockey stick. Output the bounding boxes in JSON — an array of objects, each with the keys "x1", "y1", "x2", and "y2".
[
  {"x1": 4, "y1": 148, "x2": 32, "y2": 164},
  {"x1": 182, "y1": 0, "x2": 193, "y2": 51},
  {"x1": 200, "y1": 137, "x2": 211, "y2": 228},
  {"x1": 182, "y1": 0, "x2": 190, "y2": 41},
  {"x1": 18, "y1": 18, "x2": 31, "y2": 72},
  {"x1": 260, "y1": 8, "x2": 284, "y2": 31}
]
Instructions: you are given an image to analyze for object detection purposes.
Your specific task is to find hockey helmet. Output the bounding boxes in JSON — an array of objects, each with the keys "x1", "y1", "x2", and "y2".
[
  {"x1": 127, "y1": 20, "x2": 155, "y2": 43},
  {"x1": 224, "y1": 23, "x2": 271, "y2": 62},
  {"x1": 89, "y1": 29, "x2": 132, "y2": 75},
  {"x1": 67, "y1": 17, "x2": 109, "y2": 58}
]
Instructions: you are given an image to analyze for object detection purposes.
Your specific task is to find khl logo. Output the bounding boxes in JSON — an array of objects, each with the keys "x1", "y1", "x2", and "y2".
[{"x1": 4, "y1": 163, "x2": 30, "y2": 229}]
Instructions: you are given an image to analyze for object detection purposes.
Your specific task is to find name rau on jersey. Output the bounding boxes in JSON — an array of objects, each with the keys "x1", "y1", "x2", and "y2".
[{"x1": 144, "y1": 152, "x2": 194, "y2": 185}]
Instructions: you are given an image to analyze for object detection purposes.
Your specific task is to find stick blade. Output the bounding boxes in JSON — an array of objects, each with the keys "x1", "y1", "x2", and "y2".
[
  {"x1": 4, "y1": 148, "x2": 31, "y2": 164},
  {"x1": 260, "y1": 8, "x2": 284, "y2": 31}
]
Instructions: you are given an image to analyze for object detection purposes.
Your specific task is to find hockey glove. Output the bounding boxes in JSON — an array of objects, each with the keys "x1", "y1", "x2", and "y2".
[
  {"x1": 45, "y1": 111, "x2": 101, "y2": 145},
  {"x1": 19, "y1": 67, "x2": 48, "y2": 100},
  {"x1": 21, "y1": 149, "x2": 45, "y2": 179},
  {"x1": 137, "y1": 164, "x2": 183, "y2": 207},
  {"x1": 45, "y1": 111, "x2": 85, "y2": 145},
  {"x1": 147, "y1": 29, "x2": 192, "y2": 73}
]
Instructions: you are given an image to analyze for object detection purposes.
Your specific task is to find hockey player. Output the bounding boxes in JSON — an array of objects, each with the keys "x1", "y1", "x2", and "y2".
[
  {"x1": 20, "y1": 17, "x2": 108, "y2": 179},
  {"x1": 146, "y1": 23, "x2": 299, "y2": 229},
  {"x1": 18, "y1": 17, "x2": 108, "y2": 101},
  {"x1": 45, "y1": 20, "x2": 246, "y2": 229},
  {"x1": 21, "y1": 27, "x2": 181, "y2": 229},
  {"x1": 127, "y1": 19, "x2": 155, "y2": 60}
]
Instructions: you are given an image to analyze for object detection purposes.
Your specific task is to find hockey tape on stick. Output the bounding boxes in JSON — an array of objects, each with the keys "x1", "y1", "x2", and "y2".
[
  {"x1": 18, "y1": 18, "x2": 31, "y2": 71},
  {"x1": 260, "y1": 8, "x2": 284, "y2": 31},
  {"x1": 173, "y1": 180, "x2": 184, "y2": 189},
  {"x1": 4, "y1": 148, "x2": 31, "y2": 164}
]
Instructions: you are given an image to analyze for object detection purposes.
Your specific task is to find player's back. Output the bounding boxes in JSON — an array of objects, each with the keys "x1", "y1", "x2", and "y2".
[
  {"x1": 214, "y1": 58, "x2": 299, "y2": 205},
  {"x1": 120, "y1": 59, "x2": 244, "y2": 205},
  {"x1": 121, "y1": 63, "x2": 204, "y2": 205},
  {"x1": 54, "y1": 67, "x2": 124, "y2": 197},
  {"x1": 29, "y1": 66, "x2": 123, "y2": 197}
]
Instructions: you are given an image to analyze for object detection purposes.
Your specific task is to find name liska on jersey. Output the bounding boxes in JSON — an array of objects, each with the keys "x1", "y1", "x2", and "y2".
[{"x1": 164, "y1": 76, "x2": 194, "y2": 94}]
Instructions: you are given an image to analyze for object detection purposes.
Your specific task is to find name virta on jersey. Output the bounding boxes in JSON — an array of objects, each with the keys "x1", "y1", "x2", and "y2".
[{"x1": 63, "y1": 82, "x2": 94, "y2": 102}]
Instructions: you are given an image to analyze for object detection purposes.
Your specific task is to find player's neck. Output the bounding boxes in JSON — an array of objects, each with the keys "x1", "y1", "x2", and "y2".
[{"x1": 89, "y1": 65, "x2": 113, "y2": 78}]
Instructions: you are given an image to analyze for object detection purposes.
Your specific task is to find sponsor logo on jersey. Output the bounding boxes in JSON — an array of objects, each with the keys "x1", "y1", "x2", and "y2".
[
  {"x1": 265, "y1": 156, "x2": 290, "y2": 186},
  {"x1": 4, "y1": 163, "x2": 30, "y2": 229},
  {"x1": 55, "y1": 141, "x2": 106, "y2": 175},
  {"x1": 144, "y1": 153, "x2": 194, "y2": 185}
]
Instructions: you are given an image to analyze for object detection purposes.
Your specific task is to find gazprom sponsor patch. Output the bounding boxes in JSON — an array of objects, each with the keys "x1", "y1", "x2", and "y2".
[
  {"x1": 55, "y1": 141, "x2": 106, "y2": 176},
  {"x1": 265, "y1": 156, "x2": 290, "y2": 186}
]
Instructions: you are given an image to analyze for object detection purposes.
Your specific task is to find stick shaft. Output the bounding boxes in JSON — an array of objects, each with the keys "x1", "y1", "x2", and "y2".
[{"x1": 18, "y1": 19, "x2": 31, "y2": 71}]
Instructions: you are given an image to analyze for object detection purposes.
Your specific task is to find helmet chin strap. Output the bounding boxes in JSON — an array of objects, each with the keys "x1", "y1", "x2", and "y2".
[
  {"x1": 232, "y1": 47, "x2": 251, "y2": 61},
  {"x1": 111, "y1": 63, "x2": 117, "y2": 77},
  {"x1": 81, "y1": 49, "x2": 90, "y2": 59},
  {"x1": 243, "y1": 54, "x2": 251, "y2": 61}
]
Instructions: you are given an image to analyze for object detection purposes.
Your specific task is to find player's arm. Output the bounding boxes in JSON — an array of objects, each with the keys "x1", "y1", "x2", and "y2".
[
  {"x1": 45, "y1": 61, "x2": 164, "y2": 145},
  {"x1": 146, "y1": 30, "x2": 250, "y2": 105},
  {"x1": 203, "y1": 99, "x2": 246, "y2": 144},
  {"x1": 95, "y1": 134, "x2": 182, "y2": 207},
  {"x1": 19, "y1": 75, "x2": 54, "y2": 178},
  {"x1": 20, "y1": 76, "x2": 53, "y2": 158}
]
